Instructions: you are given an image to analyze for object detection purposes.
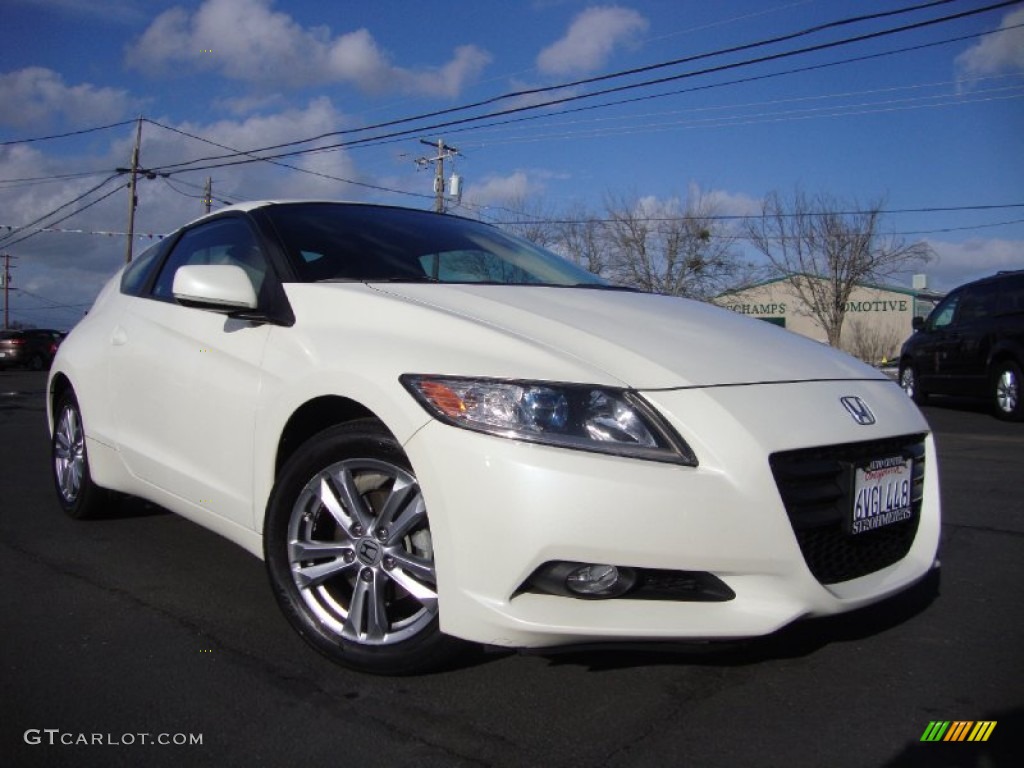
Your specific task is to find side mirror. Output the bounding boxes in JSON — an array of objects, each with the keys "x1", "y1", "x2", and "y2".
[
  {"x1": 912, "y1": 315, "x2": 925, "y2": 331},
  {"x1": 172, "y1": 265, "x2": 257, "y2": 312}
]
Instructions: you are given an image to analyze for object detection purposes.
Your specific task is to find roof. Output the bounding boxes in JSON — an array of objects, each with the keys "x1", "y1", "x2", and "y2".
[{"x1": 717, "y1": 273, "x2": 945, "y2": 301}]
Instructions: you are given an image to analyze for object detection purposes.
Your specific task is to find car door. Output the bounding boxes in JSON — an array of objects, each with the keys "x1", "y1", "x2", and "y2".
[
  {"x1": 108, "y1": 216, "x2": 274, "y2": 530},
  {"x1": 944, "y1": 281, "x2": 999, "y2": 396},
  {"x1": 912, "y1": 289, "x2": 961, "y2": 395}
]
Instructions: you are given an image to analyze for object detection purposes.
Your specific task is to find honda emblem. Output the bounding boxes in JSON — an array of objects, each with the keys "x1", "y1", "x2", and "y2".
[{"x1": 840, "y1": 396, "x2": 876, "y2": 426}]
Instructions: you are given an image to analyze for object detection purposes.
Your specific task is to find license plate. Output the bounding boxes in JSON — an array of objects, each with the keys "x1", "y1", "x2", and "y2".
[{"x1": 849, "y1": 456, "x2": 913, "y2": 535}]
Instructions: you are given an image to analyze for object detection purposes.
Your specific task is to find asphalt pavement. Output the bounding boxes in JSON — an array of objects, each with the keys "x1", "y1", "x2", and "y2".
[{"x1": 1, "y1": 369, "x2": 1020, "y2": 768}]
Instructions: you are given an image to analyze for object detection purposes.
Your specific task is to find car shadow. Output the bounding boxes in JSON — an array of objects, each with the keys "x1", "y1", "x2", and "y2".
[
  {"x1": 530, "y1": 567, "x2": 941, "y2": 672},
  {"x1": 922, "y1": 396, "x2": 991, "y2": 417},
  {"x1": 90, "y1": 494, "x2": 171, "y2": 520}
]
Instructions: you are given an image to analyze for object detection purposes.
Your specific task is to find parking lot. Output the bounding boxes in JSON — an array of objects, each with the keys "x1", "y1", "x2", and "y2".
[{"x1": 1, "y1": 368, "x2": 1020, "y2": 767}]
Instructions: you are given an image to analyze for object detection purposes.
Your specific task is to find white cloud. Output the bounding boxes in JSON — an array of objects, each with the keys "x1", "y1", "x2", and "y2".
[
  {"x1": 463, "y1": 171, "x2": 540, "y2": 207},
  {"x1": 537, "y1": 6, "x2": 648, "y2": 77},
  {"x1": 955, "y1": 7, "x2": 1024, "y2": 79},
  {"x1": 922, "y1": 237, "x2": 1024, "y2": 291},
  {"x1": 0, "y1": 68, "x2": 136, "y2": 129},
  {"x1": 0, "y1": 98, "x2": 376, "y2": 329},
  {"x1": 125, "y1": 0, "x2": 491, "y2": 96},
  {"x1": 688, "y1": 183, "x2": 762, "y2": 218}
]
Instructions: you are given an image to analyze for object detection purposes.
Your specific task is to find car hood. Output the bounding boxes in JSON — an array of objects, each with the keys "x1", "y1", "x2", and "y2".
[{"x1": 368, "y1": 283, "x2": 884, "y2": 389}]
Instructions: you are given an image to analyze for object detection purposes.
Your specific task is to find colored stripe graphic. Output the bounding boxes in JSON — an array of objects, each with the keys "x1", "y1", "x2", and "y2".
[
  {"x1": 920, "y1": 720, "x2": 996, "y2": 742},
  {"x1": 920, "y1": 722, "x2": 949, "y2": 741},
  {"x1": 945, "y1": 721, "x2": 972, "y2": 741},
  {"x1": 968, "y1": 722, "x2": 997, "y2": 742}
]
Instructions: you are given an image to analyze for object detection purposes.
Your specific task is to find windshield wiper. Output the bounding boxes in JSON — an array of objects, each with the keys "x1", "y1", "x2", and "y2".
[{"x1": 569, "y1": 282, "x2": 641, "y2": 292}]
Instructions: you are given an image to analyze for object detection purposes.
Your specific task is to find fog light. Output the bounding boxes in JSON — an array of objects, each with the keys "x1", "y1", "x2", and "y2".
[
  {"x1": 523, "y1": 561, "x2": 638, "y2": 599},
  {"x1": 565, "y1": 564, "x2": 635, "y2": 598}
]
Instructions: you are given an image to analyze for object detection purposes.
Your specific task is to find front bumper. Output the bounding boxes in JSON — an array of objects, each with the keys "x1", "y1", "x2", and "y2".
[{"x1": 403, "y1": 378, "x2": 940, "y2": 648}]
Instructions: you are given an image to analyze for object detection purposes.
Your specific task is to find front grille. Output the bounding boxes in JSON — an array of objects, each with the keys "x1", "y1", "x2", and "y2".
[{"x1": 769, "y1": 434, "x2": 926, "y2": 585}]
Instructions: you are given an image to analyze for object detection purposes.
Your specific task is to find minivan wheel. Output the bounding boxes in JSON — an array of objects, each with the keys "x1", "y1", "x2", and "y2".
[
  {"x1": 992, "y1": 360, "x2": 1022, "y2": 421},
  {"x1": 899, "y1": 364, "x2": 928, "y2": 405},
  {"x1": 52, "y1": 391, "x2": 110, "y2": 519},
  {"x1": 264, "y1": 419, "x2": 464, "y2": 675}
]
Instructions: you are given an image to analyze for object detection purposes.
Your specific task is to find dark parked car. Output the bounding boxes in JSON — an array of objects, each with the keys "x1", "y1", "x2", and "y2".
[
  {"x1": 0, "y1": 329, "x2": 65, "y2": 370},
  {"x1": 899, "y1": 270, "x2": 1024, "y2": 420}
]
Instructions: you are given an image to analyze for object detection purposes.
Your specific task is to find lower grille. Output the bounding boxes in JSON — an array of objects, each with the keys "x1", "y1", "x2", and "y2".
[{"x1": 769, "y1": 434, "x2": 926, "y2": 585}]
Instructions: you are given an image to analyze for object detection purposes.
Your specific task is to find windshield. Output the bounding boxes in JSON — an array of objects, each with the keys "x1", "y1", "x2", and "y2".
[{"x1": 261, "y1": 203, "x2": 607, "y2": 287}]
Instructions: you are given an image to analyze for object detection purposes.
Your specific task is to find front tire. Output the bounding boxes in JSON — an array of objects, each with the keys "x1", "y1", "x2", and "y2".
[
  {"x1": 264, "y1": 419, "x2": 463, "y2": 675},
  {"x1": 992, "y1": 360, "x2": 1022, "y2": 421},
  {"x1": 52, "y1": 391, "x2": 110, "y2": 519},
  {"x1": 899, "y1": 362, "x2": 928, "y2": 406}
]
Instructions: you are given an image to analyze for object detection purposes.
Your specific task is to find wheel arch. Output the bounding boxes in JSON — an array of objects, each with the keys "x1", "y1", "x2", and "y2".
[
  {"x1": 47, "y1": 372, "x2": 73, "y2": 433},
  {"x1": 986, "y1": 342, "x2": 1022, "y2": 373},
  {"x1": 274, "y1": 395, "x2": 386, "y2": 477}
]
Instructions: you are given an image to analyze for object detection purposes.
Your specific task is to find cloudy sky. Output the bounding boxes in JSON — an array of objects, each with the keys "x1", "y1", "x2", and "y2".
[{"x1": 1, "y1": 0, "x2": 1022, "y2": 329}]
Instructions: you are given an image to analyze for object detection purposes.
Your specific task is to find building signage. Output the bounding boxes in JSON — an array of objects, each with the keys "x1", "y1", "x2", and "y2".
[{"x1": 724, "y1": 299, "x2": 910, "y2": 317}]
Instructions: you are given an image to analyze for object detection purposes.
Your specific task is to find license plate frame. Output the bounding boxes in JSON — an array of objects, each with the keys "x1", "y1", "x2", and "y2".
[{"x1": 848, "y1": 455, "x2": 914, "y2": 535}]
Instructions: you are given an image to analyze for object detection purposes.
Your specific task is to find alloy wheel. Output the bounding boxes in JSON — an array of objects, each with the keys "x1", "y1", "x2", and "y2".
[
  {"x1": 54, "y1": 404, "x2": 85, "y2": 503},
  {"x1": 900, "y1": 367, "x2": 916, "y2": 399},
  {"x1": 286, "y1": 458, "x2": 438, "y2": 647},
  {"x1": 995, "y1": 366, "x2": 1019, "y2": 415}
]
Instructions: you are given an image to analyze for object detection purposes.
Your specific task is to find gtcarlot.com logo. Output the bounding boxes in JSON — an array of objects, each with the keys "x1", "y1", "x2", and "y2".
[
  {"x1": 920, "y1": 721, "x2": 997, "y2": 743},
  {"x1": 24, "y1": 729, "x2": 203, "y2": 747}
]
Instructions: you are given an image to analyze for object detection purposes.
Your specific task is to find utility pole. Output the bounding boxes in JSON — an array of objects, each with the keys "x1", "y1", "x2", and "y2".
[
  {"x1": 123, "y1": 118, "x2": 142, "y2": 263},
  {"x1": 116, "y1": 118, "x2": 166, "y2": 262},
  {"x1": 416, "y1": 139, "x2": 460, "y2": 213},
  {"x1": 203, "y1": 177, "x2": 212, "y2": 214},
  {"x1": 1, "y1": 254, "x2": 14, "y2": 330}
]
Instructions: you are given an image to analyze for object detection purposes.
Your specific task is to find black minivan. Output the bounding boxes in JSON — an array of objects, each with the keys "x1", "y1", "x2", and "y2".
[{"x1": 898, "y1": 270, "x2": 1023, "y2": 420}]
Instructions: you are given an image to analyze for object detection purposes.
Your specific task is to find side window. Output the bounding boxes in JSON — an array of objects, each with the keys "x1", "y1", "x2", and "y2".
[
  {"x1": 150, "y1": 218, "x2": 268, "y2": 301},
  {"x1": 996, "y1": 274, "x2": 1024, "y2": 315},
  {"x1": 928, "y1": 291, "x2": 960, "y2": 330},
  {"x1": 957, "y1": 282, "x2": 998, "y2": 323}
]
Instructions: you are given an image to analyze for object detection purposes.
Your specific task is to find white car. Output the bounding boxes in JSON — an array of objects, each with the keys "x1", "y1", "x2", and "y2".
[{"x1": 48, "y1": 201, "x2": 940, "y2": 674}]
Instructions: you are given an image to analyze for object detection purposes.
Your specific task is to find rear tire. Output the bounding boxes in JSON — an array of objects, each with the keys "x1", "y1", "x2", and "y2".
[
  {"x1": 52, "y1": 391, "x2": 110, "y2": 519},
  {"x1": 264, "y1": 419, "x2": 464, "y2": 675},
  {"x1": 992, "y1": 360, "x2": 1022, "y2": 421}
]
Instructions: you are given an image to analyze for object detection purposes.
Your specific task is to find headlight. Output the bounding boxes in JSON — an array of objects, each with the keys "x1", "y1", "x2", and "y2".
[{"x1": 401, "y1": 375, "x2": 697, "y2": 466}]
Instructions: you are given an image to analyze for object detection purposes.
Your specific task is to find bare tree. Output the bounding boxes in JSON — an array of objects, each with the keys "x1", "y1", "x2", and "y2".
[
  {"x1": 553, "y1": 202, "x2": 611, "y2": 278},
  {"x1": 490, "y1": 195, "x2": 560, "y2": 249},
  {"x1": 747, "y1": 189, "x2": 932, "y2": 347},
  {"x1": 601, "y1": 192, "x2": 758, "y2": 299},
  {"x1": 842, "y1": 318, "x2": 902, "y2": 366}
]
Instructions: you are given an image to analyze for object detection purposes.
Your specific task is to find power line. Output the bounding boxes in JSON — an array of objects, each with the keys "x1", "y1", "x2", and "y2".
[
  {"x1": 149, "y1": 0, "x2": 968, "y2": 172},
  {"x1": 153, "y1": 1, "x2": 1022, "y2": 176},
  {"x1": 486, "y1": 203, "x2": 1024, "y2": 227},
  {"x1": 0, "y1": 174, "x2": 121, "y2": 247},
  {"x1": 10, "y1": 287, "x2": 94, "y2": 311},
  {"x1": 161, "y1": 175, "x2": 238, "y2": 207},
  {"x1": 448, "y1": 74, "x2": 1024, "y2": 146},
  {"x1": 356, "y1": 21, "x2": 1024, "y2": 154},
  {"x1": 144, "y1": 118, "x2": 433, "y2": 201},
  {"x1": 0, "y1": 119, "x2": 136, "y2": 147},
  {"x1": 0, "y1": 222, "x2": 166, "y2": 239},
  {"x1": 0, "y1": 182, "x2": 126, "y2": 250},
  {"x1": 0, "y1": 170, "x2": 116, "y2": 188},
  {"x1": 451, "y1": 86, "x2": 1024, "y2": 147}
]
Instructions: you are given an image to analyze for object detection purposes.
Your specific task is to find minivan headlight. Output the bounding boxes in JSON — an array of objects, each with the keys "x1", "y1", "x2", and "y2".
[{"x1": 401, "y1": 375, "x2": 696, "y2": 465}]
